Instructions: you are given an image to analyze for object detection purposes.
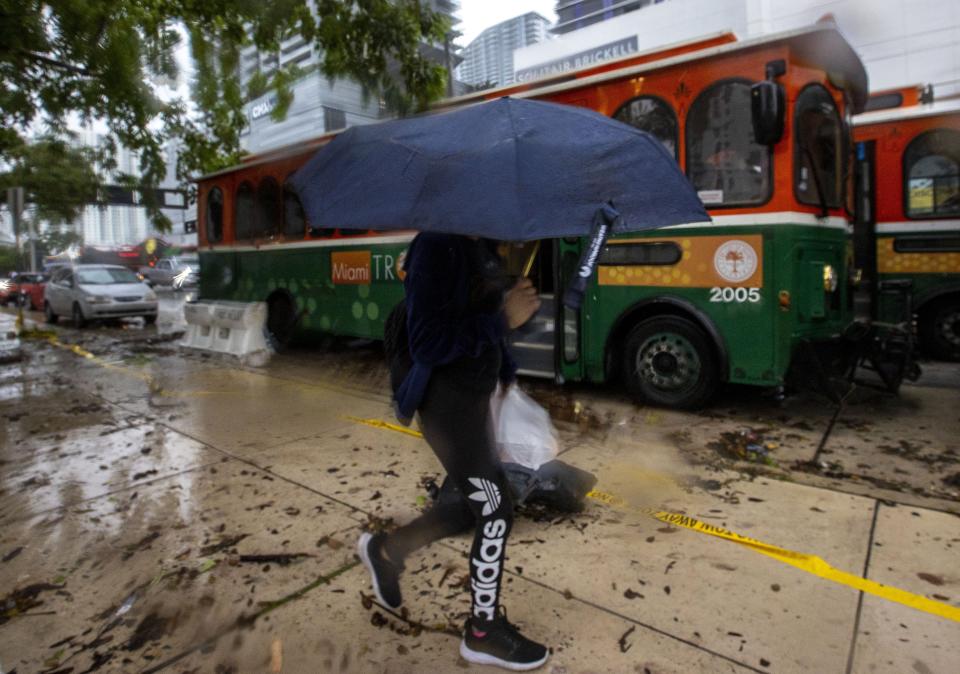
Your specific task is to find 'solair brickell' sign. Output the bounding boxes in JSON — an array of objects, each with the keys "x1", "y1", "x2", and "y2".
[{"x1": 515, "y1": 36, "x2": 639, "y2": 83}]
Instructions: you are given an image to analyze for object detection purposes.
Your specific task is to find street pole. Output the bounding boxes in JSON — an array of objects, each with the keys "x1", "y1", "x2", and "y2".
[
  {"x1": 27, "y1": 211, "x2": 37, "y2": 272},
  {"x1": 444, "y1": 32, "x2": 453, "y2": 98}
]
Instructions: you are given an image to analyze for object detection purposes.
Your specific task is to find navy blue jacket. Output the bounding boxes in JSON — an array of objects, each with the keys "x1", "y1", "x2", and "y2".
[{"x1": 393, "y1": 233, "x2": 517, "y2": 424}]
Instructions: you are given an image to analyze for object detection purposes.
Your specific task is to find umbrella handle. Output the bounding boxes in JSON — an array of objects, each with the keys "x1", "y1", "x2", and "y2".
[
  {"x1": 562, "y1": 205, "x2": 619, "y2": 310},
  {"x1": 522, "y1": 241, "x2": 541, "y2": 279}
]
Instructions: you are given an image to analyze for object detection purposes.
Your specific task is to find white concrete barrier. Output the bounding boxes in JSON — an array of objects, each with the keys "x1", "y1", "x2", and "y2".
[{"x1": 181, "y1": 300, "x2": 272, "y2": 363}]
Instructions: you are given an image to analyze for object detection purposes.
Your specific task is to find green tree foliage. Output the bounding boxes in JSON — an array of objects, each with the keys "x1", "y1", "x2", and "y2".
[
  {"x1": 37, "y1": 228, "x2": 84, "y2": 257},
  {"x1": 0, "y1": 0, "x2": 450, "y2": 231},
  {"x1": 0, "y1": 137, "x2": 101, "y2": 224},
  {"x1": 0, "y1": 245, "x2": 28, "y2": 275}
]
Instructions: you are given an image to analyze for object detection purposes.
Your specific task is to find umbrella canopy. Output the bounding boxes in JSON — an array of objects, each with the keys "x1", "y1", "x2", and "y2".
[{"x1": 288, "y1": 97, "x2": 710, "y2": 241}]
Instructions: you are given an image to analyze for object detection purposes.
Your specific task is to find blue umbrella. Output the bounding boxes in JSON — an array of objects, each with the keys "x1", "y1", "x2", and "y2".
[{"x1": 288, "y1": 97, "x2": 711, "y2": 307}]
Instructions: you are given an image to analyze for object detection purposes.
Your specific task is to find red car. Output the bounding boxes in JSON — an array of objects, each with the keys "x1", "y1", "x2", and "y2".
[{"x1": 0, "y1": 272, "x2": 48, "y2": 310}]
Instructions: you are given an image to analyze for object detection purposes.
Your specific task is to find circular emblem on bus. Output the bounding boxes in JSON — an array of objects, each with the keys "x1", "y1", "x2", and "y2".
[{"x1": 713, "y1": 240, "x2": 758, "y2": 283}]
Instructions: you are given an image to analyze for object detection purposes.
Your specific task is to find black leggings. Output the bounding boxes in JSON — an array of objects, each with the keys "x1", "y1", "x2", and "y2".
[{"x1": 382, "y1": 369, "x2": 513, "y2": 623}]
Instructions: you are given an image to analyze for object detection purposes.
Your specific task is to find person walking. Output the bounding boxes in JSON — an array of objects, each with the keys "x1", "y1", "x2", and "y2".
[{"x1": 358, "y1": 232, "x2": 549, "y2": 671}]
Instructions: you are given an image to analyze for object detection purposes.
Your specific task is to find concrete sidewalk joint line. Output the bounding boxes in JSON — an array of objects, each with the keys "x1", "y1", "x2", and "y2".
[{"x1": 348, "y1": 415, "x2": 960, "y2": 626}]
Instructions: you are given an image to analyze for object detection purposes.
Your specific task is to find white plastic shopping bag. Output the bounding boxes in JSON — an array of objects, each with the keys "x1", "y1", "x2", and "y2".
[{"x1": 490, "y1": 384, "x2": 559, "y2": 470}]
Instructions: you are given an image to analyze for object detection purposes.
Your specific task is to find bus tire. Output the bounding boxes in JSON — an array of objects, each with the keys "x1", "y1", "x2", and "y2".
[
  {"x1": 918, "y1": 296, "x2": 960, "y2": 362},
  {"x1": 44, "y1": 301, "x2": 58, "y2": 324},
  {"x1": 621, "y1": 315, "x2": 719, "y2": 409},
  {"x1": 266, "y1": 291, "x2": 297, "y2": 351}
]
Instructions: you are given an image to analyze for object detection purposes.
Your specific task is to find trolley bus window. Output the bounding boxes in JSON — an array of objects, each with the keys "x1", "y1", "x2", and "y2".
[
  {"x1": 283, "y1": 185, "x2": 307, "y2": 237},
  {"x1": 599, "y1": 241, "x2": 681, "y2": 265},
  {"x1": 794, "y1": 85, "x2": 843, "y2": 209},
  {"x1": 205, "y1": 186, "x2": 224, "y2": 244},
  {"x1": 904, "y1": 129, "x2": 960, "y2": 218},
  {"x1": 255, "y1": 177, "x2": 281, "y2": 238},
  {"x1": 309, "y1": 225, "x2": 336, "y2": 238},
  {"x1": 235, "y1": 181, "x2": 255, "y2": 240},
  {"x1": 863, "y1": 92, "x2": 903, "y2": 112},
  {"x1": 894, "y1": 235, "x2": 960, "y2": 253},
  {"x1": 686, "y1": 80, "x2": 770, "y2": 207},
  {"x1": 613, "y1": 96, "x2": 678, "y2": 159}
]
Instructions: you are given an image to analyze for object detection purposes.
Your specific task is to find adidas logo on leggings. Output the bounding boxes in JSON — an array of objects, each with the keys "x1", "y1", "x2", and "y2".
[
  {"x1": 471, "y1": 517, "x2": 507, "y2": 620},
  {"x1": 468, "y1": 477, "x2": 501, "y2": 516}
]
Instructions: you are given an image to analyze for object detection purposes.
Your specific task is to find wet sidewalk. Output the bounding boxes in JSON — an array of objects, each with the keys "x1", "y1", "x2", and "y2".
[{"x1": 1, "y1": 309, "x2": 958, "y2": 673}]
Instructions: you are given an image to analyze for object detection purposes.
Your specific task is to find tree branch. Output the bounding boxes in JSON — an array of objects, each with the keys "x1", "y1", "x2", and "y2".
[{"x1": 17, "y1": 50, "x2": 90, "y2": 76}]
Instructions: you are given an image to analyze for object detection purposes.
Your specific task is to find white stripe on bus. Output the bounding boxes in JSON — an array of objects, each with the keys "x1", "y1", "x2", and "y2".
[
  {"x1": 201, "y1": 212, "x2": 851, "y2": 253},
  {"x1": 875, "y1": 220, "x2": 960, "y2": 234},
  {"x1": 662, "y1": 212, "x2": 849, "y2": 229}
]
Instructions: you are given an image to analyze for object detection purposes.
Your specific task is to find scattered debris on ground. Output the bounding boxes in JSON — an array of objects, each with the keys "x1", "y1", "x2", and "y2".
[{"x1": 707, "y1": 428, "x2": 780, "y2": 465}]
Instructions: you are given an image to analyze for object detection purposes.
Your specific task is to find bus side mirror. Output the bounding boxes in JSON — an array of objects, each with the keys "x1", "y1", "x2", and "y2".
[{"x1": 750, "y1": 81, "x2": 785, "y2": 145}]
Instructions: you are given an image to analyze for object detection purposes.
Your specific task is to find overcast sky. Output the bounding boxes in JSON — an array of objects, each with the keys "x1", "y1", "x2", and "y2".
[{"x1": 457, "y1": 0, "x2": 557, "y2": 46}]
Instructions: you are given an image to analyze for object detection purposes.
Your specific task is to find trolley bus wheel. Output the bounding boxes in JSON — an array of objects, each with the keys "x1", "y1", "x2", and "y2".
[
  {"x1": 919, "y1": 296, "x2": 960, "y2": 362},
  {"x1": 266, "y1": 291, "x2": 297, "y2": 351},
  {"x1": 621, "y1": 316, "x2": 719, "y2": 409},
  {"x1": 44, "y1": 301, "x2": 58, "y2": 325}
]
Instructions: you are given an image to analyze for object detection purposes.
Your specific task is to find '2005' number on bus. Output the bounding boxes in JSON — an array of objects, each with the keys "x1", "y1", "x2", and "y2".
[{"x1": 710, "y1": 287, "x2": 760, "y2": 303}]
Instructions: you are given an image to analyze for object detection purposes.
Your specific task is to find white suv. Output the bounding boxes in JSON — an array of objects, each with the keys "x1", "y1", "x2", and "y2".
[{"x1": 44, "y1": 264, "x2": 159, "y2": 327}]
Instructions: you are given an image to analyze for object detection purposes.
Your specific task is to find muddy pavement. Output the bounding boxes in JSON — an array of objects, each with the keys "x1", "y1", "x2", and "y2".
[{"x1": 0, "y1": 306, "x2": 958, "y2": 673}]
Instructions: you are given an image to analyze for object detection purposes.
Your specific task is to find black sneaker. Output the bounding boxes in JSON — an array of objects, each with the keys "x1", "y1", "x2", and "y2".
[
  {"x1": 357, "y1": 532, "x2": 403, "y2": 609},
  {"x1": 460, "y1": 609, "x2": 549, "y2": 671}
]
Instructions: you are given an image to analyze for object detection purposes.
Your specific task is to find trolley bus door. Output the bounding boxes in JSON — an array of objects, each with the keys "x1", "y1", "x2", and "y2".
[
  {"x1": 853, "y1": 140, "x2": 877, "y2": 319},
  {"x1": 506, "y1": 240, "x2": 559, "y2": 380},
  {"x1": 556, "y1": 238, "x2": 584, "y2": 384},
  {"x1": 505, "y1": 238, "x2": 583, "y2": 383}
]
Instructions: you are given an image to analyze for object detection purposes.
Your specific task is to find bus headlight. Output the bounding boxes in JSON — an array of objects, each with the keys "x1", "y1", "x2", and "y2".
[{"x1": 823, "y1": 264, "x2": 838, "y2": 292}]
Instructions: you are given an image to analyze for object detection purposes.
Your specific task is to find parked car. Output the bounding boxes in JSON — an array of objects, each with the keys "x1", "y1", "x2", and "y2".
[
  {"x1": 140, "y1": 256, "x2": 199, "y2": 288},
  {"x1": 1, "y1": 272, "x2": 48, "y2": 309},
  {"x1": 44, "y1": 264, "x2": 158, "y2": 327}
]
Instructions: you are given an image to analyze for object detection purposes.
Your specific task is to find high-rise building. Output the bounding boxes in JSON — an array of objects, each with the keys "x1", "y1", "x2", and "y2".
[
  {"x1": 239, "y1": 0, "x2": 462, "y2": 154},
  {"x1": 456, "y1": 13, "x2": 552, "y2": 89},
  {"x1": 553, "y1": 0, "x2": 668, "y2": 35},
  {"x1": 70, "y1": 128, "x2": 150, "y2": 248}
]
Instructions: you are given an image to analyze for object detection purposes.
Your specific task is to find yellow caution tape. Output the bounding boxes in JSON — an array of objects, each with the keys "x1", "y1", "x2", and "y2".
[
  {"x1": 348, "y1": 416, "x2": 960, "y2": 624},
  {"x1": 344, "y1": 416, "x2": 426, "y2": 439},
  {"x1": 46, "y1": 336, "x2": 155, "y2": 384},
  {"x1": 587, "y1": 489, "x2": 960, "y2": 623}
]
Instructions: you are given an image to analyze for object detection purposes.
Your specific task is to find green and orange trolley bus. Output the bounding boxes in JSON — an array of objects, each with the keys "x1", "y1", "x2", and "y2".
[
  {"x1": 853, "y1": 87, "x2": 960, "y2": 361},
  {"x1": 195, "y1": 22, "x2": 876, "y2": 407}
]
